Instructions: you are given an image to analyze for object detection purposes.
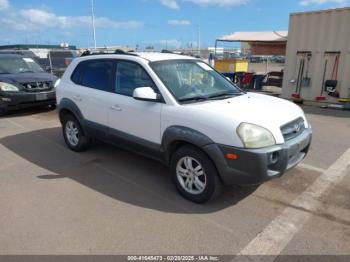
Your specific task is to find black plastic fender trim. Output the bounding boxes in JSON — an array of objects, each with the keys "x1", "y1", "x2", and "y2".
[
  {"x1": 161, "y1": 126, "x2": 214, "y2": 164},
  {"x1": 58, "y1": 98, "x2": 84, "y2": 124}
]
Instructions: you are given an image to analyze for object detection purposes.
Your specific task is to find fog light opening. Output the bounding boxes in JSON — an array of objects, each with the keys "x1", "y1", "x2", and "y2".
[{"x1": 270, "y1": 151, "x2": 279, "y2": 164}]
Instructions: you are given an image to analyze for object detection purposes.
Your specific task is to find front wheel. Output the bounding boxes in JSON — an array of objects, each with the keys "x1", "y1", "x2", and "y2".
[
  {"x1": 0, "y1": 108, "x2": 6, "y2": 116},
  {"x1": 170, "y1": 145, "x2": 221, "y2": 203},
  {"x1": 62, "y1": 114, "x2": 90, "y2": 152}
]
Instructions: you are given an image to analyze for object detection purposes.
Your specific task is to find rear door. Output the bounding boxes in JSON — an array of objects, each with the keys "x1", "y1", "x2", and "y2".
[{"x1": 71, "y1": 59, "x2": 114, "y2": 128}]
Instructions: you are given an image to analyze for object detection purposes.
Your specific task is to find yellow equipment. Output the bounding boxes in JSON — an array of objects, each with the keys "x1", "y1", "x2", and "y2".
[
  {"x1": 339, "y1": 98, "x2": 350, "y2": 103},
  {"x1": 214, "y1": 59, "x2": 248, "y2": 73}
]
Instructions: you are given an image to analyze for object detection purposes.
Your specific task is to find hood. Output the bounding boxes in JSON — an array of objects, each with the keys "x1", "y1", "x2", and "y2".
[
  {"x1": 0, "y1": 72, "x2": 57, "y2": 84},
  {"x1": 185, "y1": 92, "x2": 307, "y2": 143}
]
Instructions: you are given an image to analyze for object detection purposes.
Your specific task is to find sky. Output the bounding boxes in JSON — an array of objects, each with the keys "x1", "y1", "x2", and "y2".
[{"x1": 0, "y1": 0, "x2": 349, "y2": 49}]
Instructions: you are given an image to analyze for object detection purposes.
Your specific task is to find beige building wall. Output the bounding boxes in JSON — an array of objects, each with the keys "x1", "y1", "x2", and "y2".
[
  {"x1": 282, "y1": 8, "x2": 350, "y2": 102},
  {"x1": 241, "y1": 42, "x2": 251, "y2": 54}
]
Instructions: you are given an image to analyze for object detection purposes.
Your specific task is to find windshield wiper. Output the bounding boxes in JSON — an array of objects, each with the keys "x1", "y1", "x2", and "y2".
[
  {"x1": 208, "y1": 91, "x2": 242, "y2": 100},
  {"x1": 19, "y1": 70, "x2": 35, "y2": 73},
  {"x1": 178, "y1": 91, "x2": 245, "y2": 103},
  {"x1": 178, "y1": 96, "x2": 209, "y2": 103}
]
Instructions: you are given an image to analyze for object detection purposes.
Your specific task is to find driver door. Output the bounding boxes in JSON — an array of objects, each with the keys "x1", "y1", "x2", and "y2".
[{"x1": 107, "y1": 60, "x2": 163, "y2": 145}]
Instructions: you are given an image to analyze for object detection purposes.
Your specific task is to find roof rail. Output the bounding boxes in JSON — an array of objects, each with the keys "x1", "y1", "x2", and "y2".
[
  {"x1": 161, "y1": 49, "x2": 173, "y2": 54},
  {"x1": 114, "y1": 49, "x2": 135, "y2": 55},
  {"x1": 80, "y1": 49, "x2": 138, "y2": 57},
  {"x1": 80, "y1": 50, "x2": 92, "y2": 56}
]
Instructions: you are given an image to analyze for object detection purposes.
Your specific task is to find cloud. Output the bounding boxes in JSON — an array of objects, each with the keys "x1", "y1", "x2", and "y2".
[
  {"x1": 1, "y1": 8, "x2": 143, "y2": 31},
  {"x1": 0, "y1": 0, "x2": 9, "y2": 10},
  {"x1": 159, "y1": 0, "x2": 180, "y2": 9},
  {"x1": 159, "y1": 0, "x2": 247, "y2": 9},
  {"x1": 300, "y1": 0, "x2": 348, "y2": 5},
  {"x1": 168, "y1": 19, "x2": 191, "y2": 26},
  {"x1": 187, "y1": 0, "x2": 249, "y2": 6},
  {"x1": 159, "y1": 0, "x2": 249, "y2": 9},
  {"x1": 159, "y1": 39, "x2": 182, "y2": 48}
]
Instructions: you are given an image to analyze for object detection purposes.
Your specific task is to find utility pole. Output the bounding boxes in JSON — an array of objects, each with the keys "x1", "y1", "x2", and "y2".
[
  {"x1": 197, "y1": 24, "x2": 201, "y2": 56},
  {"x1": 91, "y1": 0, "x2": 97, "y2": 50}
]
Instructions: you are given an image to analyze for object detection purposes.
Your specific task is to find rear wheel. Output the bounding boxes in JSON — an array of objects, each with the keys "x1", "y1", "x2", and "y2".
[
  {"x1": 170, "y1": 145, "x2": 221, "y2": 203},
  {"x1": 62, "y1": 114, "x2": 90, "y2": 152}
]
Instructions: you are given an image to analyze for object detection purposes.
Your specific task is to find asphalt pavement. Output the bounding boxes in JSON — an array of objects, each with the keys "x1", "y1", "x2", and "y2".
[{"x1": 0, "y1": 105, "x2": 349, "y2": 256}]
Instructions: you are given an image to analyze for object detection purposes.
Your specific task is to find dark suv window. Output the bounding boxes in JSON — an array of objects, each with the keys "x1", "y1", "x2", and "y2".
[
  {"x1": 115, "y1": 61, "x2": 156, "y2": 96},
  {"x1": 77, "y1": 60, "x2": 114, "y2": 92}
]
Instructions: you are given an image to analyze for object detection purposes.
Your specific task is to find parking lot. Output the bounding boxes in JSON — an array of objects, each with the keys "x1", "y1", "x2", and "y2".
[{"x1": 0, "y1": 106, "x2": 350, "y2": 256}]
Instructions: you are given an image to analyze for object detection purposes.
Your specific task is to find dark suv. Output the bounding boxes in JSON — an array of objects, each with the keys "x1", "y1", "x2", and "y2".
[{"x1": 0, "y1": 54, "x2": 58, "y2": 115}]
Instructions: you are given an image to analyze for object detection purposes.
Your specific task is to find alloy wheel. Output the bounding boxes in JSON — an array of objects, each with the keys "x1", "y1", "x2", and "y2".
[
  {"x1": 65, "y1": 120, "x2": 80, "y2": 146},
  {"x1": 176, "y1": 156, "x2": 207, "y2": 195}
]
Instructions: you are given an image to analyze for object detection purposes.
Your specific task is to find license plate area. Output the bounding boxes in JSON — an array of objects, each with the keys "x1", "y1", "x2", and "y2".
[
  {"x1": 288, "y1": 136, "x2": 309, "y2": 161},
  {"x1": 36, "y1": 93, "x2": 48, "y2": 101},
  {"x1": 288, "y1": 144, "x2": 299, "y2": 160},
  {"x1": 298, "y1": 136, "x2": 309, "y2": 151}
]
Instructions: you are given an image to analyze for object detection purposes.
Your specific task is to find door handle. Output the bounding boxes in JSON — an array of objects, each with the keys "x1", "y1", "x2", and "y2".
[
  {"x1": 110, "y1": 105, "x2": 122, "y2": 111},
  {"x1": 73, "y1": 95, "x2": 82, "y2": 102}
]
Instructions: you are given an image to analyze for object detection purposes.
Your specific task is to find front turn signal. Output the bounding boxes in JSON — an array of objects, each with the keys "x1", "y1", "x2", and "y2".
[{"x1": 226, "y1": 153, "x2": 238, "y2": 160}]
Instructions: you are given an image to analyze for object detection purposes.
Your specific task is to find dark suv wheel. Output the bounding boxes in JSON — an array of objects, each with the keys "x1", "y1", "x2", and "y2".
[
  {"x1": 62, "y1": 114, "x2": 90, "y2": 152},
  {"x1": 170, "y1": 145, "x2": 221, "y2": 203},
  {"x1": 0, "y1": 108, "x2": 6, "y2": 116}
]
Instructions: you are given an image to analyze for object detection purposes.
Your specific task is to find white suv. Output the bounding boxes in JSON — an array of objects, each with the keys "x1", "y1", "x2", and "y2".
[{"x1": 56, "y1": 52, "x2": 312, "y2": 203}]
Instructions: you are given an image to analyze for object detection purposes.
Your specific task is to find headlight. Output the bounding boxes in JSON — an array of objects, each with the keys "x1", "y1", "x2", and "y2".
[
  {"x1": 54, "y1": 78, "x2": 61, "y2": 88},
  {"x1": 237, "y1": 123, "x2": 276, "y2": 149},
  {"x1": 0, "y1": 82, "x2": 19, "y2": 92}
]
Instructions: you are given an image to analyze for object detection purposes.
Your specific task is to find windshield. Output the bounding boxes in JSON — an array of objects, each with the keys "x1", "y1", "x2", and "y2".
[
  {"x1": 150, "y1": 60, "x2": 242, "y2": 103},
  {"x1": 0, "y1": 57, "x2": 44, "y2": 74}
]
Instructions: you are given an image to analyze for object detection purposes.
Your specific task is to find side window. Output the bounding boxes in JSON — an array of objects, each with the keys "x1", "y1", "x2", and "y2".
[
  {"x1": 80, "y1": 60, "x2": 114, "y2": 92},
  {"x1": 115, "y1": 61, "x2": 156, "y2": 97}
]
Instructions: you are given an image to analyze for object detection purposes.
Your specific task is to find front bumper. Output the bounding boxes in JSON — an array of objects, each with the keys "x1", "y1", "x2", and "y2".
[
  {"x1": 0, "y1": 90, "x2": 56, "y2": 112},
  {"x1": 203, "y1": 128, "x2": 312, "y2": 186}
]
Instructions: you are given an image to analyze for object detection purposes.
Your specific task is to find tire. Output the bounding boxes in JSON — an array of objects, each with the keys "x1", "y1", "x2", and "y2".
[
  {"x1": 0, "y1": 108, "x2": 6, "y2": 116},
  {"x1": 170, "y1": 145, "x2": 222, "y2": 203},
  {"x1": 62, "y1": 114, "x2": 90, "y2": 152}
]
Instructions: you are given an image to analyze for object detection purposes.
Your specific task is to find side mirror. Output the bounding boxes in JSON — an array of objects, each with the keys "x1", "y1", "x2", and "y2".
[{"x1": 133, "y1": 87, "x2": 160, "y2": 102}]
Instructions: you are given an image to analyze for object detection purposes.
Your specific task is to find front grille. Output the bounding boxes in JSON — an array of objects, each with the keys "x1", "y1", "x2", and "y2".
[
  {"x1": 280, "y1": 117, "x2": 305, "y2": 141},
  {"x1": 22, "y1": 81, "x2": 53, "y2": 92}
]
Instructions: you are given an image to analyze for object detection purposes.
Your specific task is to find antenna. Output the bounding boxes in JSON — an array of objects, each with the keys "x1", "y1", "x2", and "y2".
[{"x1": 91, "y1": 0, "x2": 97, "y2": 50}]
